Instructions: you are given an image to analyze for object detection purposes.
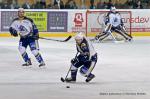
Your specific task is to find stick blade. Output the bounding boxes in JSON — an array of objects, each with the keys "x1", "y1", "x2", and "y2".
[
  {"x1": 60, "y1": 77, "x2": 65, "y2": 82},
  {"x1": 62, "y1": 36, "x2": 72, "y2": 42}
]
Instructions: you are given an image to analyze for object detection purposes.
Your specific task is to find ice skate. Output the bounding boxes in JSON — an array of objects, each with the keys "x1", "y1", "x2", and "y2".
[{"x1": 85, "y1": 74, "x2": 95, "y2": 82}]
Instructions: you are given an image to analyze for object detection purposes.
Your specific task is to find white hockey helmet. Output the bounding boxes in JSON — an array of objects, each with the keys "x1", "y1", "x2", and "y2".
[
  {"x1": 110, "y1": 6, "x2": 116, "y2": 13},
  {"x1": 74, "y1": 32, "x2": 85, "y2": 43},
  {"x1": 18, "y1": 8, "x2": 25, "y2": 18},
  {"x1": 18, "y1": 8, "x2": 24, "y2": 12}
]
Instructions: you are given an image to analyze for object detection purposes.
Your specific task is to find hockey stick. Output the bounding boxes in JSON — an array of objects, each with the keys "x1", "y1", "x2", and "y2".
[
  {"x1": 60, "y1": 64, "x2": 72, "y2": 82},
  {"x1": 60, "y1": 52, "x2": 79, "y2": 82},
  {"x1": 39, "y1": 36, "x2": 72, "y2": 42}
]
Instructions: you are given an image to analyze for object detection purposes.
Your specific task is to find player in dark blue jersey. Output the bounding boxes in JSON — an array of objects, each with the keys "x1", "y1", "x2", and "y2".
[
  {"x1": 9, "y1": 8, "x2": 45, "y2": 67},
  {"x1": 65, "y1": 33, "x2": 97, "y2": 82}
]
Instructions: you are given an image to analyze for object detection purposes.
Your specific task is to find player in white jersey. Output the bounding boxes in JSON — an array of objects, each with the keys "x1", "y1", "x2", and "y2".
[
  {"x1": 65, "y1": 33, "x2": 98, "y2": 82},
  {"x1": 95, "y1": 6, "x2": 132, "y2": 42},
  {"x1": 9, "y1": 8, "x2": 45, "y2": 67}
]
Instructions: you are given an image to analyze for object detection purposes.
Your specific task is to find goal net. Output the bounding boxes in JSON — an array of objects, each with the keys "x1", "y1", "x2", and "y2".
[{"x1": 86, "y1": 10, "x2": 132, "y2": 41}]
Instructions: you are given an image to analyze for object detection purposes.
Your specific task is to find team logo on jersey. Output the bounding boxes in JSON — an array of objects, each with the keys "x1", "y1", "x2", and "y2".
[
  {"x1": 19, "y1": 25, "x2": 28, "y2": 32},
  {"x1": 74, "y1": 13, "x2": 84, "y2": 27}
]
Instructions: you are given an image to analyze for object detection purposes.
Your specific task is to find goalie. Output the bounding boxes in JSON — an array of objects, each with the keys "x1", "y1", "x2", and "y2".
[{"x1": 95, "y1": 6, "x2": 132, "y2": 42}]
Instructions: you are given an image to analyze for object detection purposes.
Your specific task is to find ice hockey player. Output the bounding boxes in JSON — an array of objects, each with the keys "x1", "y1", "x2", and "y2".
[
  {"x1": 65, "y1": 32, "x2": 97, "y2": 82},
  {"x1": 9, "y1": 8, "x2": 45, "y2": 67},
  {"x1": 95, "y1": 6, "x2": 132, "y2": 42}
]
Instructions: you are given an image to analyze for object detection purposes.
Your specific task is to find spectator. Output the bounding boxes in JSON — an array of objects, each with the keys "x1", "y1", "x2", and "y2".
[
  {"x1": 114, "y1": 0, "x2": 122, "y2": 9},
  {"x1": 65, "y1": 0, "x2": 78, "y2": 9},
  {"x1": 13, "y1": 1, "x2": 20, "y2": 9},
  {"x1": 97, "y1": 0, "x2": 107, "y2": 9},
  {"x1": 52, "y1": 1, "x2": 59, "y2": 9},
  {"x1": 80, "y1": 0, "x2": 87, "y2": 9},
  {"x1": 90, "y1": 0, "x2": 96, "y2": 9},
  {"x1": 54, "y1": 0, "x2": 65, "y2": 9},
  {"x1": 0, "y1": 2, "x2": 1, "y2": 9},
  {"x1": 47, "y1": 2, "x2": 52, "y2": 9},
  {"x1": 40, "y1": 0, "x2": 46, "y2": 8},
  {"x1": 22, "y1": 0, "x2": 31, "y2": 9},
  {"x1": 33, "y1": 0, "x2": 44, "y2": 9},
  {"x1": 145, "y1": 1, "x2": 150, "y2": 9},
  {"x1": 7, "y1": 0, "x2": 14, "y2": 9},
  {"x1": 124, "y1": 0, "x2": 134, "y2": 9},
  {"x1": 107, "y1": 0, "x2": 113, "y2": 9},
  {"x1": 142, "y1": 0, "x2": 149, "y2": 4},
  {"x1": 1, "y1": 0, "x2": 11, "y2": 9},
  {"x1": 65, "y1": 0, "x2": 70, "y2": 8},
  {"x1": 60, "y1": 0, "x2": 65, "y2": 9},
  {"x1": 133, "y1": 0, "x2": 143, "y2": 9}
]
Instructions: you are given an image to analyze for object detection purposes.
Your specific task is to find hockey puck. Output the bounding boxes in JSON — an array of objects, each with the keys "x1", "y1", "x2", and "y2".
[{"x1": 66, "y1": 86, "x2": 70, "y2": 88}]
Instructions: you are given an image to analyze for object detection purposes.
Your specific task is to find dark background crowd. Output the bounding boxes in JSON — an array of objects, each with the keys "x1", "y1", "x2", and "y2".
[{"x1": 0, "y1": 0, "x2": 150, "y2": 9}]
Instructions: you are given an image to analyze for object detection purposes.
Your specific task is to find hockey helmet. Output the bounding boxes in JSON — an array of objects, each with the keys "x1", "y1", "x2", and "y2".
[
  {"x1": 18, "y1": 8, "x2": 24, "y2": 12},
  {"x1": 110, "y1": 6, "x2": 116, "y2": 13},
  {"x1": 74, "y1": 32, "x2": 84, "y2": 44},
  {"x1": 18, "y1": 8, "x2": 25, "y2": 18}
]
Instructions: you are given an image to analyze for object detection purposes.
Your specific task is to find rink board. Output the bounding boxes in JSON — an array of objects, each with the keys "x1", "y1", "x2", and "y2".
[
  {"x1": 0, "y1": 32, "x2": 150, "y2": 37},
  {"x1": 1, "y1": 9, "x2": 150, "y2": 37}
]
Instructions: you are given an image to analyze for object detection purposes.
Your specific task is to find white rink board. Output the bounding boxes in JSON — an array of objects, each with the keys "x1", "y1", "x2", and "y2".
[
  {"x1": 131, "y1": 9, "x2": 150, "y2": 32},
  {"x1": 68, "y1": 10, "x2": 86, "y2": 33},
  {"x1": 0, "y1": 9, "x2": 150, "y2": 33}
]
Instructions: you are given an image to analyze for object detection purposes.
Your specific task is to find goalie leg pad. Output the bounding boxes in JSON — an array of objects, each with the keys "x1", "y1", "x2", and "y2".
[
  {"x1": 104, "y1": 23, "x2": 112, "y2": 33},
  {"x1": 95, "y1": 24, "x2": 112, "y2": 41},
  {"x1": 98, "y1": 32, "x2": 110, "y2": 41},
  {"x1": 115, "y1": 28, "x2": 132, "y2": 40},
  {"x1": 121, "y1": 26, "x2": 133, "y2": 39}
]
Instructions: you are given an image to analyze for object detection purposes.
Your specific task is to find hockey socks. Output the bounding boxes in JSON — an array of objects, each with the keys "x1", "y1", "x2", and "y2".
[
  {"x1": 65, "y1": 70, "x2": 77, "y2": 82},
  {"x1": 35, "y1": 53, "x2": 45, "y2": 66},
  {"x1": 22, "y1": 52, "x2": 30, "y2": 63}
]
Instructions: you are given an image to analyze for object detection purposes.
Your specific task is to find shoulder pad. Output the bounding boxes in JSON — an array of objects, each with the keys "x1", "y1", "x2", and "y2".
[
  {"x1": 24, "y1": 17, "x2": 33, "y2": 23},
  {"x1": 12, "y1": 18, "x2": 19, "y2": 22},
  {"x1": 116, "y1": 12, "x2": 120, "y2": 14},
  {"x1": 81, "y1": 43, "x2": 86, "y2": 47}
]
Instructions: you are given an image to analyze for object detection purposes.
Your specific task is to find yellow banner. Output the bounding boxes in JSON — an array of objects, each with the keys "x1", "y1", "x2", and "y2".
[{"x1": 25, "y1": 12, "x2": 47, "y2": 31}]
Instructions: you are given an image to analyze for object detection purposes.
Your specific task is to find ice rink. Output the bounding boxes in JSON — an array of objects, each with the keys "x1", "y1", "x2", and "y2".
[{"x1": 0, "y1": 37, "x2": 150, "y2": 99}]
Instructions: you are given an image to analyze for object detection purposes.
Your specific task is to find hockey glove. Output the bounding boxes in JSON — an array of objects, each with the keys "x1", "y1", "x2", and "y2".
[
  {"x1": 32, "y1": 34, "x2": 39, "y2": 40},
  {"x1": 9, "y1": 27, "x2": 18, "y2": 37},
  {"x1": 91, "y1": 53, "x2": 97, "y2": 62},
  {"x1": 71, "y1": 58, "x2": 79, "y2": 66}
]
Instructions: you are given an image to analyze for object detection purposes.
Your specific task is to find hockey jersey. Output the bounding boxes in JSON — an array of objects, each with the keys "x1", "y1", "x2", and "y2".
[
  {"x1": 10, "y1": 17, "x2": 38, "y2": 38},
  {"x1": 76, "y1": 37, "x2": 97, "y2": 60},
  {"x1": 105, "y1": 12, "x2": 123, "y2": 27}
]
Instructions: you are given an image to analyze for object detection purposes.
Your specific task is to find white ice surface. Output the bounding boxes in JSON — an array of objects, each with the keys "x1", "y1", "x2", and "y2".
[{"x1": 0, "y1": 37, "x2": 150, "y2": 99}]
